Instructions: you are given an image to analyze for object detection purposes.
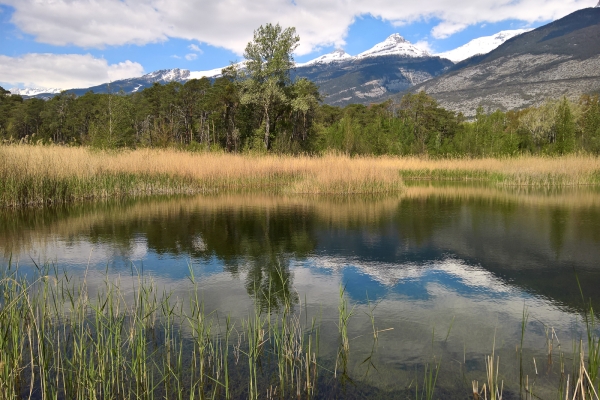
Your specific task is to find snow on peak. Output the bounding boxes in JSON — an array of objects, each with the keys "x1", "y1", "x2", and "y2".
[
  {"x1": 188, "y1": 67, "x2": 224, "y2": 80},
  {"x1": 189, "y1": 61, "x2": 246, "y2": 80},
  {"x1": 596, "y1": 0, "x2": 600, "y2": 7},
  {"x1": 9, "y1": 87, "x2": 63, "y2": 96},
  {"x1": 143, "y1": 68, "x2": 191, "y2": 82},
  {"x1": 357, "y1": 33, "x2": 430, "y2": 59},
  {"x1": 297, "y1": 49, "x2": 353, "y2": 67},
  {"x1": 436, "y1": 29, "x2": 532, "y2": 62}
]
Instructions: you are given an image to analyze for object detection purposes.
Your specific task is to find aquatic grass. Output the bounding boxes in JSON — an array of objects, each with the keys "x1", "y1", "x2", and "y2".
[
  {"x1": 519, "y1": 305, "x2": 529, "y2": 397},
  {"x1": 337, "y1": 284, "x2": 355, "y2": 354},
  {"x1": 473, "y1": 335, "x2": 504, "y2": 400},
  {"x1": 397, "y1": 155, "x2": 600, "y2": 187},
  {"x1": 566, "y1": 275, "x2": 600, "y2": 400},
  {"x1": 3, "y1": 259, "x2": 600, "y2": 399},
  {"x1": 415, "y1": 361, "x2": 440, "y2": 400},
  {"x1": 0, "y1": 262, "x2": 241, "y2": 399}
]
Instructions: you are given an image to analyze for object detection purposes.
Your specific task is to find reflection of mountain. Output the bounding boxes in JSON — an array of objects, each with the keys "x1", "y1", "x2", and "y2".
[{"x1": 1, "y1": 188, "x2": 600, "y2": 313}]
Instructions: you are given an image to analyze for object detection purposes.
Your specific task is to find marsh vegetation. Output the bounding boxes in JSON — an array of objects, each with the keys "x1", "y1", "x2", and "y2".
[{"x1": 2, "y1": 145, "x2": 600, "y2": 207}]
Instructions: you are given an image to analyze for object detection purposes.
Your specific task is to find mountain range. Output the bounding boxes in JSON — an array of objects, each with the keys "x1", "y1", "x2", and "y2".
[
  {"x1": 10, "y1": 6, "x2": 600, "y2": 114},
  {"x1": 9, "y1": 29, "x2": 522, "y2": 103},
  {"x1": 413, "y1": 6, "x2": 600, "y2": 116}
]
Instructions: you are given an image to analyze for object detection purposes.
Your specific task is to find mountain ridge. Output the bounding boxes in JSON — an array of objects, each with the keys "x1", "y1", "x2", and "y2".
[
  {"x1": 412, "y1": 7, "x2": 600, "y2": 116},
  {"x1": 436, "y1": 29, "x2": 531, "y2": 62}
]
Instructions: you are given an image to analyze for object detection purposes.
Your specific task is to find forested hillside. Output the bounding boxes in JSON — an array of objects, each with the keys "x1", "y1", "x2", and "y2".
[{"x1": 2, "y1": 83, "x2": 600, "y2": 157}]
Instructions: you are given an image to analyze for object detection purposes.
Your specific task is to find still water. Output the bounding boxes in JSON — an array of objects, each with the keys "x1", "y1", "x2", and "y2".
[{"x1": 2, "y1": 183, "x2": 600, "y2": 398}]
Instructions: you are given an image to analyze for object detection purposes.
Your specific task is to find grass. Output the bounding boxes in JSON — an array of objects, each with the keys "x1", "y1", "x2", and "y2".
[
  {"x1": 2, "y1": 261, "x2": 600, "y2": 399},
  {"x1": 2, "y1": 145, "x2": 600, "y2": 207},
  {"x1": 0, "y1": 261, "x2": 326, "y2": 399}
]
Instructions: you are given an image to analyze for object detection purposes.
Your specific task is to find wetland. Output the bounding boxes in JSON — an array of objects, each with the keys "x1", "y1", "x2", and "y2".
[{"x1": 2, "y1": 183, "x2": 600, "y2": 398}]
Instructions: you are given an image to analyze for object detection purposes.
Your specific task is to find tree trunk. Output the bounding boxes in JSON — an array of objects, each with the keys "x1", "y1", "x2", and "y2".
[{"x1": 264, "y1": 105, "x2": 270, "y2": 149}]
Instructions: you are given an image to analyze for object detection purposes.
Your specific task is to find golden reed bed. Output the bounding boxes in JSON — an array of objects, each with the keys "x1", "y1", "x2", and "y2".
[{"x1": 1, "y1": 145, "x2": 599, "y2": 207}]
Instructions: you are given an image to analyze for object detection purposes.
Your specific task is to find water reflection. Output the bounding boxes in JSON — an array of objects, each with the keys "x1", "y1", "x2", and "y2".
[
  {"x1": 1, "y1": 187, "x2": 600, "y2": 312},
  {"x1": 1, "y1": 185, "x2": 600, "y2": 396}
]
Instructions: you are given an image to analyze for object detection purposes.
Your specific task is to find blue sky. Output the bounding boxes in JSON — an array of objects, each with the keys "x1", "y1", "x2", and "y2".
[{"x1": 0, "y1": 0, "x2": 595, "y2": 90}]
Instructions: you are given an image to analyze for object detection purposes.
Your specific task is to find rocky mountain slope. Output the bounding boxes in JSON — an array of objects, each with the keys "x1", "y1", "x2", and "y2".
[
  {"x1": 293, "y1": 52, "x2": 451, "y2": 106},
  {"x1": 413, "y1": 7, "x2": 600, "y2": 116},
  {"x1": 436, "y1": 29, "x2": 531, "y2": 62},
  {"x1": 290, "y1": 34, "x2": 452, "y2": 106}
]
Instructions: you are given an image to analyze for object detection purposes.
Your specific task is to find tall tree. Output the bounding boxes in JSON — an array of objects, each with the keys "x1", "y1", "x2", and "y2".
[
  {"x1": 554, "y1": 96, "x2": 575, "y2": 154},
  {"x1": 241, "y1": 23, "x2": 300, "y2": 149}
]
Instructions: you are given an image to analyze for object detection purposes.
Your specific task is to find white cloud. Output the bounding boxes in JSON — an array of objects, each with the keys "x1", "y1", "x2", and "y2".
[
  {"x1": 185, "y1": 53, "x2": 198, "y2": 61},
  {"x1": 414, "y1": 40, "x2": 434, "y2": 54},
  {"x1": 431, "y1": 22, "x2": 468, "y2": 39},
  {"x1": 0, "y1": 0, "x2": 594, "y2": 55},
  {"x1": 0, "y1": 54, "x2": 144, "y2": 89},
  {"x1": 188, "y1": 44, "x2": 203, "y2": 53}
]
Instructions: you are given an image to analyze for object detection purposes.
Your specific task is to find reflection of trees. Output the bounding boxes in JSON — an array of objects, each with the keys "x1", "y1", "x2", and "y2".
[
  {"x1": 3, "y1": 191, "x2": 600, "y2": 316},
  {"x1": 393, "y1": 198, "x2": 457, "y2": 247},
  {"x1": 549, "y1": 207, "x2": 569, "y2": 259},
  {"x1": 195, "y1": 208, "x2": 313, "y2": 311},
  {"x1": 244, "y1": 254, "x2": 297, "y2": 312},
  {"x1": 86, "y1": 205, "x2": 316, "y2": 311}
]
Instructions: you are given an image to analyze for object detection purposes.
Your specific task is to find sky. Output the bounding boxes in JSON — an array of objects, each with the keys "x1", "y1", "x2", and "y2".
[{"x1": 0, "y1": 0, "x2": 596, "y2": 90}]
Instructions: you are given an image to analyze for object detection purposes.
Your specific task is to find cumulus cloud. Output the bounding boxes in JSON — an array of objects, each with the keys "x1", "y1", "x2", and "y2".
[
  {"x1": 431, "y1": 22, "x2": 468, "y2": 39},
  {"x1": 0, "y1": 0, "x2": 594, "y2": 55},
  {"x1": 0, "y1": 53, "x2": 144, "y2": 89},
  {"x1": 185, "y1": 53, "x2": 198, "y2": 61},
  {"x1": 414, "y1": 40, "x2": 434, "y2": 54}
]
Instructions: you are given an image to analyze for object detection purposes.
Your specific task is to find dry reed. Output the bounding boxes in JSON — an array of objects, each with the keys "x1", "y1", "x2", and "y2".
[{"x1": 1, "y1": 145, "x2": 599, "y2": 207}]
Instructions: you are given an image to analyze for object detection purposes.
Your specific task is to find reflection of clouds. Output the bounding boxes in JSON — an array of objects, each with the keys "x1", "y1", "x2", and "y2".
[
  {"x1": 434, "y1": 259, "x2": 512, "y2": 294},
  {"x1": 192, "y1": 235, "x2": 207, "y2": 252},
  {"x1": 289, "y1": 258, "x2": 579, "y2": 398},
  {"x1": 10, "y1": 250, "x2": 581, "y2": 396},
  {"x1": 309, "y1": 256, "x2": 513, "y2": 295},
  {"x1": 130, "y1": 238, "x2": 149, "y2": 260},
  {"x1": 15, "y1": 237, "x2": 148, "y2": 268}
]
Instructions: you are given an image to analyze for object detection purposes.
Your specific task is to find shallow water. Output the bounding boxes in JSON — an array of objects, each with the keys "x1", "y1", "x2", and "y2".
[{"x1": 2, "y1": 183, "x2": 600, "y2": 398}]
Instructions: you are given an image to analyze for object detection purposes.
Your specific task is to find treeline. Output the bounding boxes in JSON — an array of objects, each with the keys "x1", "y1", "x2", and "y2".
[
  {"x1": 2, "y1": 84, "x2": 600, "y2": 156},
  {"x1": 316, "y1": 92, "x2": 600, "y2": 156}
]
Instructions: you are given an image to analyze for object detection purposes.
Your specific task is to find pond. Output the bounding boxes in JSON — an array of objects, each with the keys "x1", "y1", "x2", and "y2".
[{"x1": 2, "y1": 183, "x2": 600, "y2": 399}]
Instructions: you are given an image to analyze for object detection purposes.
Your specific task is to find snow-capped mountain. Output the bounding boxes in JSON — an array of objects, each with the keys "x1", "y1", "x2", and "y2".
[
  {"x1": 189, "y1": 66, "x2": 226, "y2": 80},
  {"x1": 436, "y1": 29, "x2": 531, "y2": 62},
  {"x1": 295, "y1": 34, "x2": 432, "y2": 68},
  {"x1": 10, "y1": 87, "x2": 63, "y2": 96},
  {"x1": 356, "y1": 33, "x2": 430, "y2": 59},
  {"x1": 188, "y1": 61, "x2": 246, "y2": 80},
  {"x1": 137, "y1": 68, "x2": 191, "y2": 83},
  {"x1": 296, "y1": 49, "x2": 353, "y2": 67}
]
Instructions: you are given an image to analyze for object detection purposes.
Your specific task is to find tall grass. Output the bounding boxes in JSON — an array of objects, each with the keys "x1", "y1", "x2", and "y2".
[
  {"x1": 3, "y1": 260, "x2": 600, "y2": 399},
  {"x1": 2, "y1": 145, "x2": 600, "y2": 207},
  {"x1": 0, "y1": 262, "x2": 326, "y2": 399},
  {"x1": 0, "y1": 146, "x2": 406, "y2": 207}
]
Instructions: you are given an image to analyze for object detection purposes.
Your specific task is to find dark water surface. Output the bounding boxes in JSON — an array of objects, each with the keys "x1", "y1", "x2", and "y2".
[{"x1": 2, "y1": 183, "x2": 600, "y2": 398}]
